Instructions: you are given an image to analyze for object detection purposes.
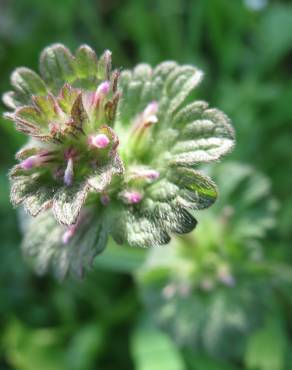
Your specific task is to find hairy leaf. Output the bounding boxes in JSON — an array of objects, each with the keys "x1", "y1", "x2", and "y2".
[
  {"x1": 53, "y1": 184, "x2": 89, "y2": 226},
  {"x1": 40, "y1": 43, "x2": 75, "y2": 91},
  {"x1": 22, "y1": 210, "x2": 107, "y2": 279},
  {"x1": 111, "y1": 206, "x2": 171, "y2": 248}
]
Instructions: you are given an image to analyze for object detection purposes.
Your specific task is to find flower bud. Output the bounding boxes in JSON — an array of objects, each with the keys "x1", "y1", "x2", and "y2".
[
  {"x1": 97, "y1": 81, "x2": 110, "y2": 95},
  {"x1": 142, "y1": 101, "x2": 159, "y2": 126},
  {"x1": 89, "y1": 133, "x2": 110, "y2": 149},
  {"x1": 130, "y1": 168, "x2": 160, "y2": 181},
  {"x1": 20, "y1": 155, "x2": 41, "y2": 170},
  {"x1": 120, "y1": 190, "x2": 143, "y2": 204},
  {"x1": 64, "y1": 158, "x2": 74, "y2": 186},
  {"x1": 20, "y1": 151, "x2": 53, "y2": 170},
  {"x1": 92, "y1": 81, "x2": 111, "y2": 107}
]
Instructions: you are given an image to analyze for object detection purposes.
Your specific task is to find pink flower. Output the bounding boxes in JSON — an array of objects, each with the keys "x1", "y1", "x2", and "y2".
[
  {"x1": 120, "y1": 190, "x2": 143, "y2": 204},
  {"x1": 89, "y1": 133, "x2": 110, "y2": 149}
]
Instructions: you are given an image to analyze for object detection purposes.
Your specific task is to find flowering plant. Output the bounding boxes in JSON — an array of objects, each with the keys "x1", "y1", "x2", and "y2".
[{"x1": 3, "y1": 44, "x2": 235, "y2": 278}]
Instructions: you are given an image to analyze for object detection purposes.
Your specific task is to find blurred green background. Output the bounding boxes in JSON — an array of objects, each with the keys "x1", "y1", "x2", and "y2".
[{"x1": 1, "y1": 0, "x2": 292, "y2": 369}]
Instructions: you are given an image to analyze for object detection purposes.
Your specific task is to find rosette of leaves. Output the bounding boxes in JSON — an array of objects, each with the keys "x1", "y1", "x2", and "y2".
[
  {"x1": 3, "y1": 44, "x2": 234, "y2": 278},
  {"x1": 137, "y1": 162, "x2": 279, "y2": 360}
]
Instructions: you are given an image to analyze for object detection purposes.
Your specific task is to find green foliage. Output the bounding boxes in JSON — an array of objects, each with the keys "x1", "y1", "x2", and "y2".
[
  {"x1": 131, "y1": 324, "x2": 185, "y2": 370},
  {"x1": 244, "y1": 317, "x2": 288, "y2": 370}
]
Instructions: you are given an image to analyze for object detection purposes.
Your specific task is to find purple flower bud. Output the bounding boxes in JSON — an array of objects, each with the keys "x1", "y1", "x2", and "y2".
[
  {"x1": 120, "y1": 190, "x2": 143, "y2": 204},
  {"x1": 131, "y1": 101, "x2": 159, "y2": 138},
  {"x1": 140, "y1": 169, "x2": 160, "y2": 180},
  {"x1": 64, "y1": 158, "x2": 74, "y2": 186},
  {"x1": 129, "y1": 168, "x2": 160, "y2": 182},
  {"x1": 20, "y1": 155, "x2": 39, "y2": 170},
  {"x1": 20, "y1": 151, "x2": 56, "y2": 170},
  {"x1": 89, "y1": 133, "x2": 110, "y2": 149},
  {"x1": 147, "y1": 170, "x2": 160, "y2": 180},
  {"x1": 91, "y1": 81, "x2": 111, "y2": 107},
  {"x1": 97, "y1": 81, "x2": 110, "y2": 95},
  {"x1": 142, "y1": 101, "x2": 159, "y2": 127},
  {"x1": 100, "y1": 193, "x2": 110, "y2": 205}
]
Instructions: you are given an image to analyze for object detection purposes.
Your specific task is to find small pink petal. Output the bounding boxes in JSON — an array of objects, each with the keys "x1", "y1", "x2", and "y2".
[
  {"x1": 144, "y1": 101, "x2": 158, "y2": 117},
  {"x1": 143, "y1": 169, "x2": 160, "y2": 180},
  {"x1": 128, "y1": 192, "x2": 142, "y2": 203},
  {"x1": 97, "y1": 81, "x2": 110, "y2": 95},
  {"x1": 120, "y1": 190, "x2": 143, "y2": 204},
  {"x1": 91, "y1": 134, "x2": 110, "y2": 149},
  {"x1": 20, "y1": 156, "x2": 38, "y2": 170},
  {"x1": 129, "y1": 168, "x2": 160, "y2": 182}
]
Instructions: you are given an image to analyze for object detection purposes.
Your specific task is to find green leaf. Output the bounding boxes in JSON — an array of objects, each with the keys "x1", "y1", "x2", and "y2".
[
  {"x1": 74, "y1": 45, "x2": 98, "y2": 80},
  {"x1": 131, "y1": 325, "x2": 185, "y2": 370},
  {"x1": 146, "y1": 179, "x2": 179, "y2": 202},
  {"x1": 87, "y1": 168, "x2": 113, "y2": 192},
  {"x1": 10, "y1": 174, "x2": 55, "y2": 217},
  {"x1": 143, "y1": 174, "x2": 200, "y2": 236},
  {"x1": 111, "y1": 206, "x2": 170, "y2": 248},
  {"x1": 163, "y1": 64, "x2": 203, "y2": 116},
  {"x1": 4, "y1": 67, "x2": 48, "y2": 109},
  {"x1": 117, "y1": 62, "x2": 202, "y2": 127},
  {"x1": 23, "y1": 186, "x2": 55, "y2": 217},
  {"x1": 158, "y1": 202, "x2": 198, "y2": 234},
  {"x1": 10, "y1": 175, "x2": 37, "y2": 206},
  {"x1": 97, "y1": 49, "x2": 112, "y2": 80},
  {"x1": 40, "y1": 43, "x2": 75, "y2": 91},
  {"x1": 2, "y1": 91, "x2": 25, "y2": 109},
  {"x1": 168, "y1": 167, "x2": 218, "y2": 210},
  {"x1": 167, "y1": 108, "x2": 235, "y2": 166},
  {"x1": 11, "y1": 67, "x2": 47, "y2": 98},
  {"x1": 245, "y1": 317, "x2": 287, "y2": 370},
  {"x1": 142, "y1": 198, "x2": 197, "y2": 235},
  {"x1": 117, "y1": 63, "x2": 234, "y2": 168},
  {"x1": 53, "y1": 183, "x2": 89, "y2": 226},
  {"x1": 22, "y1": 210, "x2": 107, "y2": 279},
  {"x1": 172, "y1": 100, "x2": 209, "y2": 127},
  {"x1": 57, "y1": 84, "x2": 81, "y2": 114},
  {"x1": 87, "y1": 153, "x2": 124, "y2": 192},
  {"x1": 11, "y1": 95, "x2": 61, "y2": 138}
]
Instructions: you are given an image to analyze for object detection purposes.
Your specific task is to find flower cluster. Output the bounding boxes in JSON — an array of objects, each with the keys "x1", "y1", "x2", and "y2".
[{"x1": 3, "y1": 44, "x2": 235, "y2": 278}]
